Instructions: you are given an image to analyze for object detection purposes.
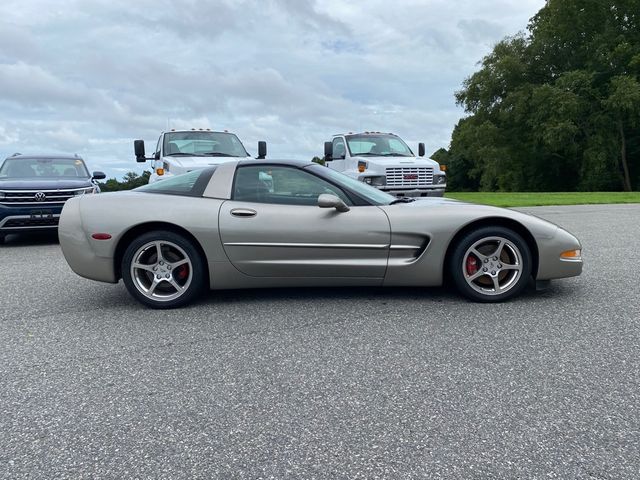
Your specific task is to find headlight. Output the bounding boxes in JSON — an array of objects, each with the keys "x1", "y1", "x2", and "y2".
[
  {"x1": 363, "y1": 176, "x2": 386, "y2": 186},
  {"x1": 434, "y1": 175, "x2": 446, "y2": 185},
  {"x1": 74, "y1": 187, "x2": 98, "y2": 196}
]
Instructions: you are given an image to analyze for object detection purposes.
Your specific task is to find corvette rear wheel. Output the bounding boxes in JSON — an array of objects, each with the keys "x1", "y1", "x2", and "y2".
[
  {"x1": 450, "y1": 226, "x2": 532, "y2": 302},
  {"x1": 121, "y1": 231, "x2": 205, "y2": 309}
]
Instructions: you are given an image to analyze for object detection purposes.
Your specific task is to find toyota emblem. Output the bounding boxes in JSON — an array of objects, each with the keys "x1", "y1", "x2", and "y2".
[{"x1": 34, "y1": 192, "x2": 46, "y2": 202}]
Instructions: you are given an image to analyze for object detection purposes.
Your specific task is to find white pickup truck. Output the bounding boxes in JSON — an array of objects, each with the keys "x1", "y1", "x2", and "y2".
[
  {"x1": 134, "y1": 129, "x2": 266, "y2": 183},
  {"x1": 323, "y1": 132, "x2": 446, "y2": 197}
]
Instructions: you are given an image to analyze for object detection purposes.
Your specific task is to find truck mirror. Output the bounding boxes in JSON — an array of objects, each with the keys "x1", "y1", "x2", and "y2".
[
  {"x1": 134, "y1": 140, "x2": 146, "y2": 162},
  {"x1": 257, "y1": 141, "x2": 267, "y2": 159},
  {"x1": 324, "y1": 141, "x2": 333, "y2": 161},
  {"x1": 418, "y1": 143, "x2": 425, "y2": 157}
]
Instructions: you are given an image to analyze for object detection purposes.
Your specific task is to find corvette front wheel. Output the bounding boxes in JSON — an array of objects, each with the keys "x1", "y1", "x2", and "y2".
[
  {"x1": 121, "y1": 231, "x2": 206, "y2": 309},
  {"x1": 450, "y1": 226, "x2": 532, "y2": 303}
]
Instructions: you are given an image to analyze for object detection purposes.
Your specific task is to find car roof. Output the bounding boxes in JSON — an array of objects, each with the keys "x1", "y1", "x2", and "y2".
[{"x1": 3, "y1": 154, "x2": 84, "y2": 161}]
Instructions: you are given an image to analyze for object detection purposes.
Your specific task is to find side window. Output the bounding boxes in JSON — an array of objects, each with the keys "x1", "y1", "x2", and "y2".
[
  {"x1": 233, "y1": 166, "x2": 351, "y2": 206},
  {"x1": 155, "y1": 136, "x2": 162, "y2": 157},
  {"x1": 332, "y1": 138, "x2": 346, "y2": 159}
]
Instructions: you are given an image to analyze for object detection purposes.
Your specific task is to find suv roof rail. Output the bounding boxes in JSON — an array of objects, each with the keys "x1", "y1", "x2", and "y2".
[{"x1": 11, "y1": 152, "x2": 21, "y2": 157}]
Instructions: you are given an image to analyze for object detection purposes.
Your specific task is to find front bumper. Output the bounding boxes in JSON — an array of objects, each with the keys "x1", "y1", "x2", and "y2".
[
  {"x1": 0, "y1": 204, "x2": 63, "y2": 234},
  {"x1": 382, "y1": 187, "x2": 446, "y2": 198},
  {"x1": 536, "y1": 227, "x2": 583, "y2": 280}
]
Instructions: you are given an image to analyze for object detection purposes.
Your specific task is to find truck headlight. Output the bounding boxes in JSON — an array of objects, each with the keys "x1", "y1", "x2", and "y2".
[
  {"x1": 434, "y1": 175, "x2": 446, "y2": 185},
  {"x1": 363, "y1": 176, "x2": 386, "y2": 186}
]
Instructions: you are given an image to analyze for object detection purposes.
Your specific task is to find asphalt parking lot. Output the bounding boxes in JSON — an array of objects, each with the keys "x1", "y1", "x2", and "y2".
[{"x1": 1, "y1": 204, "x2": 639, "y2": 479}]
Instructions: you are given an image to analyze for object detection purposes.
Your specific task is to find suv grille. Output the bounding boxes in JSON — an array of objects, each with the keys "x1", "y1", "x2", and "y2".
[
  {"x1": 3, "y1": 217, "x2": 60, "y2": 228},
  {"x1": 0, "y1": 188, "x2": 88, "y2": 205},
  {"x1": 385, "y1": 167, "x2": 434, "y2": 188}
]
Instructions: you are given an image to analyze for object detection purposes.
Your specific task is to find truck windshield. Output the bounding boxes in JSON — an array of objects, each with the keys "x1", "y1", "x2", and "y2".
[
  {"x1": 346, "y1": 134, "x2": 414, "y2": 157},
  {"x1": 0, "y1": 157, "x2": 90, "y2": 178},
  {"x1": 163, "y1": 131, "x2": 248, "y2": 157}
]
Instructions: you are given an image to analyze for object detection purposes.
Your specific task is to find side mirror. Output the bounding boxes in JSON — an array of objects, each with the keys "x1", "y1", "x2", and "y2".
[
  {"x1": 92, "y1": 171, "x2": 106, "y2": 180},
  {"x1": 257, "y1": 141, "x2": 267, "y2": 159},
  {"x1": 318, "y1": 193, "x2": 350, "y2": 213},
  {"x1": 324, "y1": 141, "x2": 333, "y2": 161},
  {"x1": 418, "y1": 143, "x2": 425, "y2": 157},
  {"x1": 134, "y1": 140, "x2": 146, "y2": 162}
]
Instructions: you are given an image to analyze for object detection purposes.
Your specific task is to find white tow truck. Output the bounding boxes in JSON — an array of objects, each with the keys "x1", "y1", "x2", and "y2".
[
  {"x1": 134, "y1": 129, "x2": 266, "y2": 183},
  {"x1": 323, "y1": 132, "x2": 446, "y2": 197}
]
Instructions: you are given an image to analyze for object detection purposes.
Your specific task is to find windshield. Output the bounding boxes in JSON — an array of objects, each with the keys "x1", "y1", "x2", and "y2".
[
  {"x1": 346, "y1": 134, "x2": 414, "y2": 157},
  {"x1": 307, "y1": 164, "x2": 396, "y2": 205},
  {"x1": 163, "y1": 131, "x2": 248, "y2": 157},
  {"x1": 0, "y1": 157, "x2": 90, "y2": 178}
]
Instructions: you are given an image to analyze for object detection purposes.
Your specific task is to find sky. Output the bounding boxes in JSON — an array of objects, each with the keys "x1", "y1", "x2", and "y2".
[{"x1": 0, "y1": 0, "x2": 546, "y2": 179}]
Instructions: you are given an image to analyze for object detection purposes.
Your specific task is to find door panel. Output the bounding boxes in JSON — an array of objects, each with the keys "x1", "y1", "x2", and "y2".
[{"x1": 219, "y1": 201, "x2": 390, "y2": 277}]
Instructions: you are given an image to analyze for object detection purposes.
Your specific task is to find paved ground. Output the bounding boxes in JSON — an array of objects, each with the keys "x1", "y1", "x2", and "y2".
[{"x1": 1, "y1": 204, "x2": 639, "y2": 479}]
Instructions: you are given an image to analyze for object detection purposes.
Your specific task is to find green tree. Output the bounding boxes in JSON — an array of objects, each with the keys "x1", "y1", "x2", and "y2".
[
  {"x1": 448, "y1": 0, "x2": 640, "y2": 192},
  {"x1": 98, "y1": 171, "x2": 151, "y2": 192}
]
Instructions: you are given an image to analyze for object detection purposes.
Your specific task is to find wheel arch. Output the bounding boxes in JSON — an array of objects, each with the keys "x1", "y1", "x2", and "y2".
[
  {"x1": 442, "y1": 217, "x2": 539, "y2": 282},
  {"x1": 114, "y1": 222, "x2": 210, "y2": 283}
]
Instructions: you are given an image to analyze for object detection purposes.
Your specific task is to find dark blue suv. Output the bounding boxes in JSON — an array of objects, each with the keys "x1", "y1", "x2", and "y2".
[{"x1": 0, "y1": 154, "x2": 106, "y2": 243}]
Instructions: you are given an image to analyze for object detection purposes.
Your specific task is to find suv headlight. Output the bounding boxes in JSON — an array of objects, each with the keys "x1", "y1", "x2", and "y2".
[
  {"x1": 74, "y1": 187, "x2": 98, "y2": 196},
  {"x1": 363, "y1": 176, "x2": 386, "y2": 186}
]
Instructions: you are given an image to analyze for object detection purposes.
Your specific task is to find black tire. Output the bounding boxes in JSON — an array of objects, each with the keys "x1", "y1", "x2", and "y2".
[
  {"x1": 121, "y1": 230, "x2": 206, "y2": 309},
  {"x1": 449, "y1": 226, "x2": 532, "y2": 303}
]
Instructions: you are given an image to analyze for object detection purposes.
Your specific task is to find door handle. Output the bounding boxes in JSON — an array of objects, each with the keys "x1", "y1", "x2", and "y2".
[{"x1": 230, "y1": 208, "x2": 257, "y2": 218}]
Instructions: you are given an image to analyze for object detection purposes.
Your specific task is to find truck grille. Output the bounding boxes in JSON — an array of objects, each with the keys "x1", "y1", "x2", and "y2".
[
  {"x1": 385, "y1": 167, "x2": 434, "y2": 188},
  {"x1": 0, "y1": 188, "x2": 86, "y2": 205}
]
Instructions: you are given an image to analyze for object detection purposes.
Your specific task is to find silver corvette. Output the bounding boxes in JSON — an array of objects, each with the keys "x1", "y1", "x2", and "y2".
[{"x1": 59, "y1": 160, "x2": 582, "y2": 308}]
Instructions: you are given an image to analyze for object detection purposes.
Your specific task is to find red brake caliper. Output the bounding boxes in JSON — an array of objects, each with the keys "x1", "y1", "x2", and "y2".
[
  {"x1": 176, "y1": 265, "x2": 189, "y2": 280},
  {"x1": 466, "y1": 255, "x2": 478, "y2": 276}
]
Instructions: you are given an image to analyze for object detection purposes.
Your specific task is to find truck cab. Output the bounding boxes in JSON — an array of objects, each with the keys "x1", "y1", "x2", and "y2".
[
  {"x1": 324, "y1": 132, "x2": 446, "y2": 197},
  {"x1": 135, "y1": 129, "x2": 266, "y2": 183}
]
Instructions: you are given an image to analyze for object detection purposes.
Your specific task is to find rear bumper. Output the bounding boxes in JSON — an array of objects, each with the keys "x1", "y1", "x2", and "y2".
[{"x1": 58, "y1": 198, "x2": 118, "y2": 283}]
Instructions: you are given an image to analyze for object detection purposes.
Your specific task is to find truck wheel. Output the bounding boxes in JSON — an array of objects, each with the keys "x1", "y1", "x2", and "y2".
[
  {"x1": 449, "y1": 226, "x2": 532, "y2": 303},
  {"x1": 121, "y1": 231, "x2": 206, "y2": 309}
]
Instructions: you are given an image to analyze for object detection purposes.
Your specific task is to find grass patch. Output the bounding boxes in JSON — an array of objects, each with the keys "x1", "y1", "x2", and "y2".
[{"x1": 444, "y1": 192, "x2": 640, "y2": 207}]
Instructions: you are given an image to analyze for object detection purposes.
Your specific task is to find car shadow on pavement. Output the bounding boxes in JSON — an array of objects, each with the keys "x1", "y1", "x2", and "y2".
[
  {"x1": 1, "y1": 232, "x2": 59, "y2": 247},
  {"x1": 200, "y1": 285, "x2": 461, "y2": 306}
]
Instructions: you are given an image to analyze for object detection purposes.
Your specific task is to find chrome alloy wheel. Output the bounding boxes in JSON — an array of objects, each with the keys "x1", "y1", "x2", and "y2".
[
  {"x1": 130, "y1": 240, "x2": 193, "y2": 302},
  {"x1": 462, "y1": 236, "x2": 524, "y2": 296}
]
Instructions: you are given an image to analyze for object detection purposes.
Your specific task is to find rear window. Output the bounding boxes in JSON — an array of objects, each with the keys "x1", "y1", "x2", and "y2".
[{"x1": 135, "y1": 168, "x2": 215, "y2": 197}]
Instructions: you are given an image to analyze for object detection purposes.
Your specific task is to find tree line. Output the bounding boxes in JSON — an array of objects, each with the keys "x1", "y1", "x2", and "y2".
[
  {"x1": 443, "y1": 0, "x2": 639, "y2": 192},
  {"x1": 97, "y1": 171, "x2": 151, "y2": 192}
]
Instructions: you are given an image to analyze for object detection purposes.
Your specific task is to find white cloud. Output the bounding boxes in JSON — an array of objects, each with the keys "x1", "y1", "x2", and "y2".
[{"x1": 0, "y1": 0, "x2": 545, "y2": 178}]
